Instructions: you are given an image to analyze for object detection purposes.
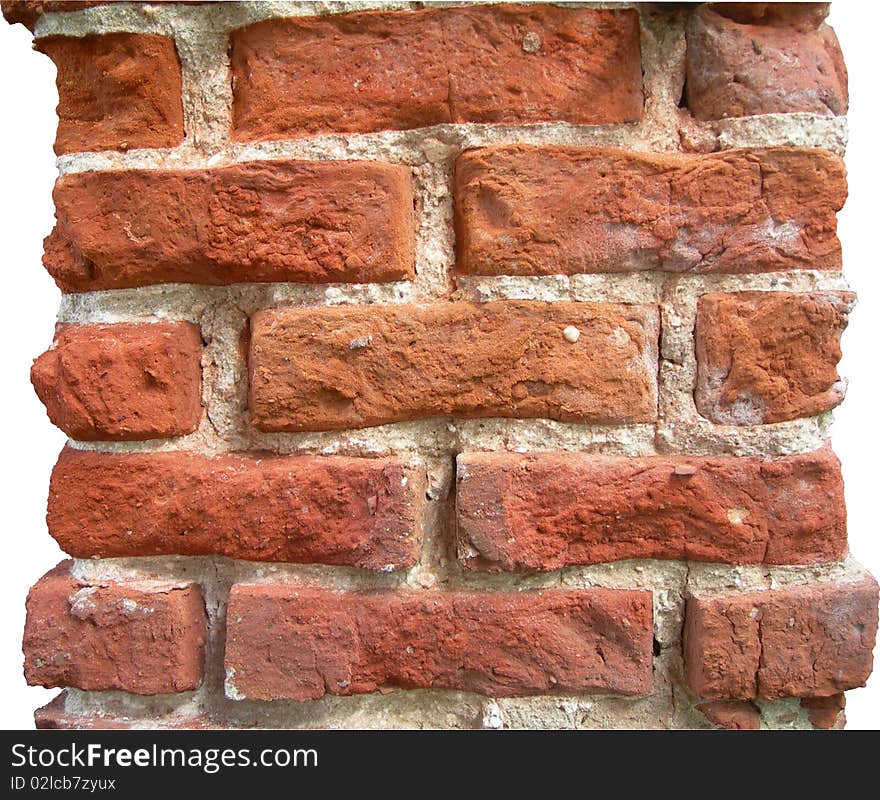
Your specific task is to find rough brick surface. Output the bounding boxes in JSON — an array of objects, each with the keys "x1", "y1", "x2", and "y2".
[
  {"x1": 230, "y1": 5, "x2": 642, "y2": 141},
  {"x1": 23, "y1": 561, "x2": 206, "y2": 695},
  {"x1": 454, "y1": 146, "x2": 847, "y2": 276},
  {"x1": 684, "y1": 578, "x2": 879, "y2": 700},
  {"x1": 36, "y1": 34, "x2": 184, "y2": 155},
  {"x1": 456, "y1": 449, "x2": 846, "y2": 571},
  {"x1": 695, "y1": 291, "x2": 853, "y2": 425},
  {"x1": 225, "y1": 585, "x2": 653, "y2": 700},
  {"x1": 686, "y1": 4, "x2": 848, "y2": 120},
  {"x1": 801, "y1": 693, "x2": 846, "y2": 729},
  {"x1": 47, "y1": 446, "x2": 425, "y2": 571},
  {"x1": 44, "y1": 160, "x2": 415, "y2": 292},
  {"x1": 249, "y1": 301, "x2": 659, "y2": 432},
  {"x1": 31, "y1": 323, "x2": 202, "y2": 441},
  {"x1": 696, "y1": 700, "x2": 761, "y2": 730}
]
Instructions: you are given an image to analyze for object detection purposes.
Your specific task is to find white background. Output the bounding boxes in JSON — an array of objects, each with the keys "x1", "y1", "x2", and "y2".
[{"x1": 0, "y1": 1, "x2": 877, "y2": 730}]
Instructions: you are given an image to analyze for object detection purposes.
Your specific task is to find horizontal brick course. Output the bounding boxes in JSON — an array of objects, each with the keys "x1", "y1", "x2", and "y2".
[
  {"x1": 454, "y1": 146, "x2": 846, "y2": 276},
  {"x1": 456, "y1": 448, "x2": 847, "y2": 571},
  {"x1": 44, "y1": 160, "x2": 415, "y2": 292},
  {"x1": 249, "y1": 301, "x2": 659, "y2": 432},
  {"x1": 36, "y1": 33, "x2": 184, "y2": 155},
  {"x1": 23, "y1": 561, "x2": 206, "y2": 695},
  {"x1": 47, "y1": 447, "x2": 425, "y2": 571},
  {"x1": 695, "y1": 291, "x2": 853, "y2": 425},
  {"x1": 684, "y1": 577, "x2": 879, "y2": 700},
  {"x1": 225, "y1": 585, "x2": 654, "y2": 700},
  {"x1": 230, "y1": 5, "x2": 643, "y2": 140},
  {"x1": 31, "y1": 322, "x2": 203, "y2": 441}
]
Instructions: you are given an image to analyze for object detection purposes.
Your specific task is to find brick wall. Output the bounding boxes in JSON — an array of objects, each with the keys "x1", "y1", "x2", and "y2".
[{"x1": 5, "y1": 0, "x2": 877, "y2": 730}]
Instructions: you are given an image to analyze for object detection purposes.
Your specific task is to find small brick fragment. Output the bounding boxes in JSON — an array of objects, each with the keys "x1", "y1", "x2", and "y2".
[
  {"x1": 686, "y1": 4, "x2": 848, "y2": 120},
  {"x1": 697, "y1": 700, "x2": 761, "y2": 730},
  {"x1": 801, "y1": 693, "x2": 846, "y2": 730},
  {"x1": 31, "y1": 323, "x2": 203, "y2": 441},
  {"x1": 249, "y1": 301, "x2": 659, "y2": 432},
  {"x1": 23, "y1": 561, "x2": 206, "y2": 695},
  {"x1": 684, "y1": 577, "x2": 879, "y2": 700},
  {"x1": 36, "y1": 33, "x2": 184, "y2": 154},
  {"x1": 224, "y1": 585, "x2": 654, "y2": 701},
  {"x1": 695, "y1": 291, "x2": 853, "y2": 425}
]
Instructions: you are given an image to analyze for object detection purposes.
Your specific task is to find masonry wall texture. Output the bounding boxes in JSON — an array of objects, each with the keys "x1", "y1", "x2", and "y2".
[{"x1": 4, "y1": 0, "x2": 877, "y2": 730}]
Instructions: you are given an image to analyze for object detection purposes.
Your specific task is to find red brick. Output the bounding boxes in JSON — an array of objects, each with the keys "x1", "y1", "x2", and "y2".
[
  {"x1": 44, "y1": 160, "x2": 415, "y2": 292},
  {"x1": 456, "y1": 448, "x2": 846, "y2": 571},
  {"x1": 47, "y1": 446, "x2": 425, "y2": 571},
  {"x1": 249, "y1": 301, "x2": 659, "y2": 432},
  {"x1": 696, "y1": 700, "x2": 761, "y2": 730},
  {"x1": 36, "y1": 34, "x2": 184, "y2": 155},
  {"x1": 695, "y1": 292, "x2": 853, "y2": 425},
  {"x1": 31, "y1": 322, "x2": 202, "y2": 441},
  {"x1": 801, "y1": 693, "x2": 846, "y2": 729},
  {"x1": 224, "y1": 585, "x2": 653, "y2": 700},
  {"x1": 230, "y1": 5, "x2": 642, "y2": 141},
  {"x1": 23, "y1": 561, "x2": 206, "y2": 695},
  {"x1": 684, "y1": 578, "x2": 879, "y2": 700},
  {"x1": 686, "y1": 4, "x2": 848, "y2": 120},
  {"x1": 454, "y1": 146, "x2": 846, "y2": 276}
]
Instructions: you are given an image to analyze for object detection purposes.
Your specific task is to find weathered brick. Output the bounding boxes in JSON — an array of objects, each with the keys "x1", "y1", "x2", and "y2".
[
  {"x1": 249, "y1": 301, "x2": 658, "y2": 432},
  {"x1": 801, "y1": 693, "x2": 846, "y2": 729},
  {"x1": 454, "y1": 146, "x2": 846, "y2": 276},
  {"x1": 695, "y1": 291, "x2": 853, "y2": 425},
  {"x1": 456, "y1": 448, "x2": 846, "y2": 571},
  {"x1": 696, "y1": 700, "x2": 761, "y2": 730},
  {"x1": 23, "y1": 561, "x2": 206, "y2": 695},
  {"x1": 47, "y1": 446, "x2": 425, "y2": 571},
  {"x1": 44, "y1": 160, "x2": 415, "y2": 292},
  {"x1": 684, "y1": 578, "x2": 879, "y2": 700},
  {"x1": 230, "y1": 5, "x2": 642, "y2": 140},
  {"x1": 31, "y1": 323, "x2": 202, "y2": 441},
  {"x1": 224, "y1": 585, "x2": 654, "y2": 700},
  {"x1": 686, "y1": 4, "x2": 848, "y2": 120},
  {"x1": 36, "y1": 33, "x2": 184, "y2": 155}
]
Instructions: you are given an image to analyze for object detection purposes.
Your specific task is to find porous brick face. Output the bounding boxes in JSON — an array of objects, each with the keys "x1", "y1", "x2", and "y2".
[
  {"x1": 5, "y1": 0, "x2": 877, "y2": 731},
  {"x1": 694, "y1": 291, "x2": 853, "y2": 425},
  {"x1": 248, "y1": 301, "x2": 659, "y2": 432},
  {"x1": 31, "y1": 322, "x2": 203, "y2": 440},
  {"x1": 454, "y1": 146, "x2": 847, "y2": 276},
  {"x1": 37, "y1": 33, "x2": 185, "y2": 155},
  {"x1": 456, "y1": 448, "x2": 847, "y2": 570},
  {"x1": 48, "y1": 446, "x2": 426, "y2": 570},
  {"x1": 224, "y1": 585, "x2": 654, "y2": 700},
  {"x1": 23, "y1": 562, "x2": 207, "y2": 695},
  {"x1": 684, "y1": 578, "x2": 879, "y2": 700},
  {"x1": 44, "y1": 160, "x2": 415, "y2": 292},
  {"x1": 230, "y1": 5, "x2": 643, "y2": 140},
  {"x1": 685, "y1": 4, "x2": 848, "y2": 120}
]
